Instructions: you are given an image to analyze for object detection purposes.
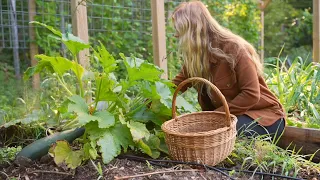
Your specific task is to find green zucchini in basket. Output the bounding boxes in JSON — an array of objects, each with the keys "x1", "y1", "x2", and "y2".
[{"x1": 16, "y1": 127, "x2": 85, "y2": 160}]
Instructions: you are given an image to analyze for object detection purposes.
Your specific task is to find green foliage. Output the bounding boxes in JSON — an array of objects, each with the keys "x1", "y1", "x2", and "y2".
[
  {"x1": 32, "y1": 0, "x2": 261, "y2": 80},
  {"x1": 0, "y1": 64, "x2": 49, "y2": 145},
  {"x1": 0, "y1": 70, "x2": 25, "y2": 124},
  {"x1": 286, "y1": 9, "x2": 312, "y2": 48},
  {"x1": 19, "y1": 22, "x2": 195, "y2": 167},
  {"x1": 49, "y1": 140, "x2": 84, "y2": 169},
  {"x1": 265, "y1": 56, "x2": 320, "y2": 129},
  {"x1": 34, "y1": 0, "x2": 62, "y2": 56},
  {"x1": 88, "y1": 0, "x2": 153, "y2": 62},
  {"x1": 207, "y1": 0, "x2": 261, "y2": 44},
  {"x1": 0, "y1": 146, "x2": 22, "y2": 165},
  {"x1": 264, "y1": 0, "x2": 312, "y2": 59}
]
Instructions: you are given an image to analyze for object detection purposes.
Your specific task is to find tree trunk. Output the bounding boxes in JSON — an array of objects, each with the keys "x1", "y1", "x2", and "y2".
[
  {"x1": 10, "y1": 0, "x2": 21, "y2": 79},
  {"x1": 28, "y1": 0, "x2": 40, "y2": 89}
]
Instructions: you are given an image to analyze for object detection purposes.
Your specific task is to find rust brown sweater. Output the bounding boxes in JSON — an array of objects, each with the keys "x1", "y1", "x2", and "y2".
[{"x1": 172, "y1": 46, "x2": 285, "y2": 126}]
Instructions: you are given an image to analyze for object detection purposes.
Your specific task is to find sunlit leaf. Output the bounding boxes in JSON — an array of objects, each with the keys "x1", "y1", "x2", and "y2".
[
  {"x1": 30, "y1": 21, "x2": 62, "y2": 37},
  {"x1": 97, "y1": 130, "x2": 120, "y2": 164},
  {"x1": 68, "y1": 95, "x2": 88, "y2": 114},
  {"x1": 110, "y1": 123, "x2": 134, "y2": 152},
  {"x1": 94, "y1": 111, "x2": 115, "y2": 128},
  {"x1": 138, "y1": 140, "x2": 152, "y2": 157},
  {"x1": 95, "y1": 74, "x2": 118, "y2": 102},
  {"x1": 94, "y1": 42, "x2": 117, "y2": 73},
  {"x1": 127, "y1": 121, "x2": 150, "y2": 141},
  {"x1": 62, "y1": 33, "x2": 90, "y2": 55},
  {"x1": 176, "y1": 96, "x2": 197, "y2": 112},
  {"x1": 122, "y1": 55, "x2": 163, "y2": 82},
  {"x1": 65, "y1": 150, "x2": 83, "y2": 169}
]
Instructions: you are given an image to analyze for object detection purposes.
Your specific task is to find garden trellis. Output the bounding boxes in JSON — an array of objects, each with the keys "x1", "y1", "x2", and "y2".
[{"x1": 0, "y1": 0, "x2": 185, "y2": 82}]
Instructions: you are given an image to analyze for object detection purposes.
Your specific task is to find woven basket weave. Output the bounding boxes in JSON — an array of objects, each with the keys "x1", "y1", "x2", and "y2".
[{"x1": 161, "y1": 77, "x2": 238, "y2": 166}]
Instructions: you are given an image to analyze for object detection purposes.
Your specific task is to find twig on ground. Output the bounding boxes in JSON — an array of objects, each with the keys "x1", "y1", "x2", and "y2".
[
  {"x1": 200, "y1": 172, "x2": 208, "y2": 180},
  {"x1": 103, "y1": 167, "x2": 117, "y2": 176},
  {"x1": 24, "y1": 175, "x2": 30, "y2": 180},
  {"x1": 28, "y1": 170, "x2": 71, "y2": 176},
  {"x1": 0, "y1": 171, "x2": 9, "y2": 179},
  {"x1": 114, "y1": 169, "x2": 203, "y2": 180}
]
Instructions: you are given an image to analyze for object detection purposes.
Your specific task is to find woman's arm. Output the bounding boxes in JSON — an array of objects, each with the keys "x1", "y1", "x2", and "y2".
[{"x1": 172, "y1": 65, "x2": 191, "y2": 93}]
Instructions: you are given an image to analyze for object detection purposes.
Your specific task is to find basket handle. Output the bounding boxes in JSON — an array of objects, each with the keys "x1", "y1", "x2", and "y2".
[{"x1": 172, "y1": 77, "x2": 231, "y2": 127}]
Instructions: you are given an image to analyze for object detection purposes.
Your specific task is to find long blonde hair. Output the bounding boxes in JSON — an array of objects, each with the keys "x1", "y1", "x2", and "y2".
[{"x1": 172, "y1": 1, "x2": 263, "y2": 84}]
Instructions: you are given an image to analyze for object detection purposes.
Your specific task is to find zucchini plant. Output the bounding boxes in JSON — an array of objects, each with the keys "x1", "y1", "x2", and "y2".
[{"x1": 14, "y1": 21, "x2": 195, "y2": 168}]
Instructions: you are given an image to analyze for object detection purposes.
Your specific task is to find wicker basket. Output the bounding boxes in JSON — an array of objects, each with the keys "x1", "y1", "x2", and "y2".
[{"x1": 161, "y1": 77, "x2": 238, "y2": 166}]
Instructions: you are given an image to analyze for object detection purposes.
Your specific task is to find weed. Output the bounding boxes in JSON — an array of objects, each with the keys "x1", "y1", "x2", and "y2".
[{"x1": 0, "y1": 146, "x2": 22, "y2": 165}]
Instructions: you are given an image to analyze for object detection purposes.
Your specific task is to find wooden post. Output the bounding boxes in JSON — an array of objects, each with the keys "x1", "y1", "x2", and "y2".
[
  {"x1": 71, "y1": 0, "x2": 90, "y2": 68},
  {"x1": 151, "y1": 0, "x2": 168, "y2": 79},
  {"x1": 28, "y1": 0, "x2": 40, "y2": 89},
  {"x1": 313, "y1": 0, "x2": 320, "y2": 62},
  {"x1": 260, "y1": 10, "x2": 264, "y2": 63},
  {"x1": 258, "y1": 0, "x2": 271, "y2": 63}
]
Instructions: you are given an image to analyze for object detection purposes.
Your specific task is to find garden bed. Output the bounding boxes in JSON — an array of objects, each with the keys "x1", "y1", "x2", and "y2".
[
  {"x1": 0, "y1": 156, "x2": 247, "y2": 180},
  {"x1": 278, "y1": 126, "x2": 320, "y2": 162},
  {"x1": 1, "y1": 155, "x2": 318, "y2": 180}
]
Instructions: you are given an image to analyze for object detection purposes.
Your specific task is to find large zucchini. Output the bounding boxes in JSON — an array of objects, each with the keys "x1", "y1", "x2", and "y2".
[{"x1": 16, "y1": 127, "x2": 85, "y2": 160}]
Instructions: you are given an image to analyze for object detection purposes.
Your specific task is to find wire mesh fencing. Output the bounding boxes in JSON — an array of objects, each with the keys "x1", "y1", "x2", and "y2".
[
  {"x1": 0, "y1": 0, "x2": 29, "y2": 49},
  {"x1": 0, "y1": 0, "x2": 186, "y2": 78}
]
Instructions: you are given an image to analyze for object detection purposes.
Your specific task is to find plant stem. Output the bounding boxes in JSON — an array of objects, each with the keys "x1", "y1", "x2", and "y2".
[
  {"x1": 36, "y1": 123, "x2": 47, "y2": 131},
  {"x1": 107, "y1": 102, "x2": 117, "y2": 112},
  {"x1": 74, "y1": 55, "x2": 84, "y2": 97},
  {"x1": 63, "y1": 118, "x2": 78, "y2": 130},
  {"x1": 125, "y1": 99, "x2": 152, "y2": 117},
  {"x1": 94, "y1": 76, "x2": 103, "y2": 111},
  {"x1": 56, "y1": 75, "x2": 73, "y2": 96}
]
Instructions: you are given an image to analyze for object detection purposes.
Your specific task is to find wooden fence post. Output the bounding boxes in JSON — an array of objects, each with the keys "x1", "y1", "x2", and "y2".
[
  {"x1": 258, "y1": 0, "x2": 271, "y2": 63},
  {"x1": 313, "y1": 0, "x2": 320, "y2": 62},
  {"x1": 71, "y1": 0, "x2": 90, "y2": 68},
  {"x1": 28, "y1": 0, "x2": 40, "y2": 89},
  {"x1": 151, "y1": 0, "x2": 168, "y2": 79},
  {"x1": 260, "y1": 10, "x2": 264, "y2": 63}
]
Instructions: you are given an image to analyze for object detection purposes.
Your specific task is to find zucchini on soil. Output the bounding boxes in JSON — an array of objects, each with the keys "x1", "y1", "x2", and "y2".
[{"x1": 16, "y1": 127, "x2": 85, "y2": 160}]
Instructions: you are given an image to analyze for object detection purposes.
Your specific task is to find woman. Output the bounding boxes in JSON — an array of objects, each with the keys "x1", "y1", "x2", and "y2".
[{"x1": 171, "y1": 1, "x2": 285, "y2": 140}]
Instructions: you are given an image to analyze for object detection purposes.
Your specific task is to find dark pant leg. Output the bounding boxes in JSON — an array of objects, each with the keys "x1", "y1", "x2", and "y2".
[
  {"x1": 236, "y1": 115, "x2": 268, "y2": 138},
  {"x1": 265, "y1": 118, "x2": 285, "y2": 141},
  {"x1": 236, "y1": 115, "x2": 285, "y2": 140}
]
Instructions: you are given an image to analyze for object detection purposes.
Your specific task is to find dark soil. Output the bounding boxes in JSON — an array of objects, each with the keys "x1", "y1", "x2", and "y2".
[
  {"x1": 0, "y1": 156, "x2": 246, "y2": 180},
  {"x1": 0, "y1": 155, "x2": 319, "y2": 180}
]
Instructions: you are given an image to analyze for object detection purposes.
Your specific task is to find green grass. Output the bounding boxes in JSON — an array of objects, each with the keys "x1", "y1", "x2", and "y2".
[{"x1": 0, "y1": 69, "x2": 47, "y2": 146}]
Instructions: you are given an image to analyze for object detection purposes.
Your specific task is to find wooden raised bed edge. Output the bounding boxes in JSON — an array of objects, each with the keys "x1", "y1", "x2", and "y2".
[{"x1": 277, "y1": 126, "x2": 320, "y2": 163}]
